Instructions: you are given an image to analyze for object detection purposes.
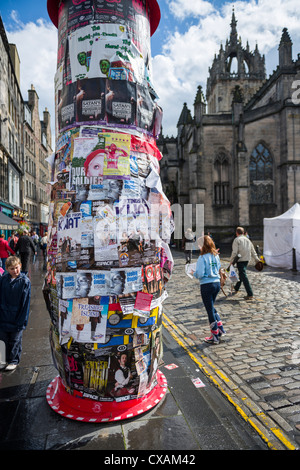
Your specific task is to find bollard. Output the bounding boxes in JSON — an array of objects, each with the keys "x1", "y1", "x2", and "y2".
[
  {"x1": 292, "y1": 248, "x2": 297, "y2": 272},
  {"x1": 44, "y1": 0, "x2": 173, "y2": 422}
]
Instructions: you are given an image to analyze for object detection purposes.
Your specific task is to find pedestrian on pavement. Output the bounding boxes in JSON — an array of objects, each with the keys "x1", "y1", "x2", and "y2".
[
  {"x1": 31, "y1": 231, "x2": 39, "y2": 263},
  {"x1": 182, "y1": 228, "x2": 196, "y2": 264},
  {"x1": 0, "y1": 233, "x2": 15, "y2": 272},
  {"x1": 192, "y1": 235, "x2": 226, "y2": 345},
  {"x1": 0, "y1": 256, "x2": 31, "y2": 370},
  {"x1": 9, "y1": 232, "x2": 19, "y2": 252},
  {"x1": 15, "y1": 230, "x2": 37, "y2": 275},
  {"x1": 40, "y1": 232, "x2": 47, "y2": 260},
  {"x1": 229, "y1": 226, "x2": 260, "y2": 300}
]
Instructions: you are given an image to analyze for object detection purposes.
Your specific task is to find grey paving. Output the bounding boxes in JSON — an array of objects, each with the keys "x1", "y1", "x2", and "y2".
[
  {"x1": 163, "y1": 249, "x2": 300, "y2": 450},
  {"x1": 0, "y1": 249, "x2": 299, "y2": 451}
]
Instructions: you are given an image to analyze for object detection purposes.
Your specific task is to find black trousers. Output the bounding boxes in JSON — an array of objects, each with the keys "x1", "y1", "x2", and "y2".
[{"x1": 234, "y1": 261, "x2": 253, "y2": 296}]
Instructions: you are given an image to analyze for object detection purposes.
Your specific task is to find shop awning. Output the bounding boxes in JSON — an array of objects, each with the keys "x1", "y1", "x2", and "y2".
[{"x1": 0, "y1": 212, "x2": 19, "y2": 230}]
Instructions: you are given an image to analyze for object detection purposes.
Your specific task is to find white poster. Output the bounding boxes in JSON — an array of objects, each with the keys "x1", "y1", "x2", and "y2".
[{"x1": 70, "y1": 296, "x2": 109, "y2": 343}]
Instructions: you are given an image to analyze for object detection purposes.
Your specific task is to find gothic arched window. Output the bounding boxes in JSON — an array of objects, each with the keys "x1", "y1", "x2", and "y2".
[
  {"x1": 214, "y1": 152, "x2": 230, "y2": 205},
  {"x1": 228, "y1": 56, "x2": 238, "y2": 74},
  {"x1": 249, "y1": 143, "x2": 274, "y2": 204}
]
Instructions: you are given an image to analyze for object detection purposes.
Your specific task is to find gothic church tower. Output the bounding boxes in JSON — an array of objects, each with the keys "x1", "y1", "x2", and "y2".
[
  {"x1": 206, "y1": 9, "x2": 266, "y2": 113},
  {"x1": 158, "y1": 11, "x2": 300, "y2": 244}
]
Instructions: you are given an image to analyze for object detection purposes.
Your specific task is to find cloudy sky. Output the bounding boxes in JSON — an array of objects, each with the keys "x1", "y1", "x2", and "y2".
[{"x1": 1, "y1": 0, "x2": 300, "y2": 145}]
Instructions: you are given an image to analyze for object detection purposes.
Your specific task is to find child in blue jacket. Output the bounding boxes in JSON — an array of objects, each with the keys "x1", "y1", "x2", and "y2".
[
  {"x1": 0, "y1": 256, "x2": 31, "y2": 370},
  {"x1": 193, "y1": 235, "x2": 226, "y2": 344}
]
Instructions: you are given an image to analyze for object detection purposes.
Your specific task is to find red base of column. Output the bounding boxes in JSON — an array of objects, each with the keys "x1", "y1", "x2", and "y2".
[{"x1": 46, "y1": 371, "x2": 167, "y2": 423}]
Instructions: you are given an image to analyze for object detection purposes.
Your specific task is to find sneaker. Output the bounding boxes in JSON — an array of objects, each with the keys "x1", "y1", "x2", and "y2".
[
  {"x1": 217, "y1": 322, "x2": 226, "y2": 336},
  {"x1": 244, "y1": 296, "x2": 253, "y2": 300},
  {"x1": 204, "y1": 335, "x2": 219, "y2": 345},
  {"x1": 5, "y1": 364, "x2": 18, "y2": 371}
]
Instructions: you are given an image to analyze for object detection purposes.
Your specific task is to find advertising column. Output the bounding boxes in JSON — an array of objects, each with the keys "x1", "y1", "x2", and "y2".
[{"x1": 45, "y1": 0, "x2": 174, "y2": 422}]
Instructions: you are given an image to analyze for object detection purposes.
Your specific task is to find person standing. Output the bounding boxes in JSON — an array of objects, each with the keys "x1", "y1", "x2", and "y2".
[
  {"x1": 192, "y1": 235, "x2": 226, "y2": 345},
  {"x1": 31, "y1": 231, "x2": 39, "y2": 263},
  {"x1": 15, "y1": 230, "x2": 36, "y2": 275},
  {"x1": 0, "y1": 256, "x2": 31, "y2": 370},
  {"x1": 9, "y1": 232, "x2": 19, "y2": 252},
  {"x1": 229, "y1": 226, "x2": 260, "y2": 300},
  {"x1": 0, "y1": 234, "x2": 15, "y2": 272},
  {"x1": 182, "y1": 228, "x2": 196, "y2": 264},
  {"x1": 40, "y1": 232, "x2": 48, "y2": 258}
]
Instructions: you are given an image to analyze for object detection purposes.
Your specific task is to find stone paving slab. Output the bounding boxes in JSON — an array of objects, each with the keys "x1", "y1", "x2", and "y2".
[{"x1": 162, "y1": 249, "x2": 300, "y2": 450}]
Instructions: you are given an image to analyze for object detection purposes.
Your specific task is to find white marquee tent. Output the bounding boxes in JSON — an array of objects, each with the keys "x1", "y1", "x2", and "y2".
[{"x1": 263, "y1": 203, "x2": 300, "y2": 270}]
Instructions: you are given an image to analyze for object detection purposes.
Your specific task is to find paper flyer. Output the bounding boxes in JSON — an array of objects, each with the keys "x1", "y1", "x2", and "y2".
[
  {"x1": 57, "y1": 211, "x2": 82, "y2": 262},
  {"x1": 110, "y1": 267, "x2": 143, "y2": 296},
  {"x1": 71, "y1": 133, "x2": 131, "y2": 187},
  {"x1": 94, "y1": 206, "x2": 119, "y2": 262},
  {"x1": 70, "y1": 296, "x2": 109, "y2": 343},
  {"x1": 58, "y1": 299, "x2": 73, "y2": 342},
  {"x1": 133, "y1": 291, "x2": 153, "y2": 318},
  {"x1": 56, "y1": 272, "x2": 77, "y2": 299}
]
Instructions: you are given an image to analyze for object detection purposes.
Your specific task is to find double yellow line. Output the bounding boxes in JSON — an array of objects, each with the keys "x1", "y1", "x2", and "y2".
[{"x1": 162, "y1": 312, "x2": 297, "y2": 451}]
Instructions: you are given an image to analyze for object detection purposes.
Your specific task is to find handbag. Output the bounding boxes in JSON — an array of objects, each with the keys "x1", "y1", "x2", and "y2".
[
  {"x1": 255, "y1": 261, "x2": 264, "y2": 271},
  {"x1": 219, "y1": 268, "x2": 227, "y2": 288}
]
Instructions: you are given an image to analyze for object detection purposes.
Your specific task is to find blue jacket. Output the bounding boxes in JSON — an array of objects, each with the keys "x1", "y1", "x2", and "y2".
[
  {"x1": 0, "y1": 272, "x2": 31, "y2": 331},
  {"x1": 193, "y1": 253, "x2": 221, "y2": 285}
]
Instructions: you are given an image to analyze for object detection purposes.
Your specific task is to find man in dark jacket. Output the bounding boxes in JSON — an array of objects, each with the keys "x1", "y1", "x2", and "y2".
[
  {"x1": 0, "y1": 256, "x2": 31, "y2": 370},
  {"x1": 15, "y1": 230, "x2": 36, "y2": 275}
]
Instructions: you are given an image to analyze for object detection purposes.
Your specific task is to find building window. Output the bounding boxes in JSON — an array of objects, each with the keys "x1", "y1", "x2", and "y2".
[
  {"x1": 214, "y1": 152, "x2": 230, "y2": 205},
  {"x1": 8, "y1": 164, "x2": 20, "y2": 207},
  {"x1": 249, "y1": 143, "x2": 273, "y2": 204}
]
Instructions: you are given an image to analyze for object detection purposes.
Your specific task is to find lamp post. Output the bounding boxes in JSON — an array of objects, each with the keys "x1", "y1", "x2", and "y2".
[{"x1": 45, "y1": 0, "x2": 173, "y2": 422}]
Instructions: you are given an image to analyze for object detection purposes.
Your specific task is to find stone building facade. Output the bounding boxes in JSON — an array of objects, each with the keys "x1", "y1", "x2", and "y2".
[
  {"x1": 158, "y1": 12, "x2": 300, "y2": 244},
  {"x1": 24, "y1": 86, "x2": 52, "y2": 236},
  {"x1": 0, "y1": 25, "x2": 24, "y2": 226},
  {"x1": 0, "y1": 16, "x2": 52, "y2": 236}
]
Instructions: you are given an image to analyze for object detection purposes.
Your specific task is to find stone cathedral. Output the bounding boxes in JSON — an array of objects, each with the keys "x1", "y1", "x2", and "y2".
[{"x1": 158, "y1": 11, "x2": 300, "y2": 244}]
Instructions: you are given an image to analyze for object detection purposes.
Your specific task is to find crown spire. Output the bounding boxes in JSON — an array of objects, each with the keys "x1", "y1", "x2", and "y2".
[{"x1": 230, "y1": 7, "x2": 238, "y2": 44}]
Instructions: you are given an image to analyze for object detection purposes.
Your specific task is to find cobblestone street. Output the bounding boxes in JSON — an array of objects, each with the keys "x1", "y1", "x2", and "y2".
[{"x1": 162, "y1": 249, "x2": 300, "y2": 450}]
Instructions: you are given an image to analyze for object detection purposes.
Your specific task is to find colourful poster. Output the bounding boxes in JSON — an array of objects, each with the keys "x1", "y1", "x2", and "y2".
[{"x1": 71, "y1": 132, "x2": 131, "y2": 185}]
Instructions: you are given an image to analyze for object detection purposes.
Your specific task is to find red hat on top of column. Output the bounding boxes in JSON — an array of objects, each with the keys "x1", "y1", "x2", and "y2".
[{"x1": 47, "y1": 0, "x2": 161, "y2": 36}]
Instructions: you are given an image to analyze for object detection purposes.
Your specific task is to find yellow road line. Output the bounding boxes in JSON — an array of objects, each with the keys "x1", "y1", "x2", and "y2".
[{"x1": 162, "y1": 312, "x2": 297, "y2": 451}]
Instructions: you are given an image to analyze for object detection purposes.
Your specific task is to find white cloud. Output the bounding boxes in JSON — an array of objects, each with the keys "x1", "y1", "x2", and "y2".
[
  {"x1": 5, "y1": 11, "x2": 57, "y2": 149},
  {"x1": 4, "y1": 1, "x2": 300, "y2": 142},
  {"x1": 167, "y1": 0, "x2": 215, "y2": 19},
  {"x1": 152, "y1": 0, "x2": 300, "y2": 137}
]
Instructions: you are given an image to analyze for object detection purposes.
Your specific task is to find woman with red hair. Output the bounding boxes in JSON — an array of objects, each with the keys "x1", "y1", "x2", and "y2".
[{"x1": 193, "y1": 235, "x2": 226, "y2": 345}]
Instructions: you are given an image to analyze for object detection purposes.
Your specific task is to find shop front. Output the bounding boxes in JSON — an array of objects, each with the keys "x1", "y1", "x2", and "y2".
[{"x1": 0, "y1": 209, "x2": 19, "y2": 236}]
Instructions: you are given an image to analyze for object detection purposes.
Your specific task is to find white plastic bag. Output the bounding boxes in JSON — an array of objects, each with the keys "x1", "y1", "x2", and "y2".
[
  {"x1": 229, "y1": 264, "x2": 238, "y2": 283},
  {"x1": 185, "y1": 262, "x2": 197, "y2": 279}
]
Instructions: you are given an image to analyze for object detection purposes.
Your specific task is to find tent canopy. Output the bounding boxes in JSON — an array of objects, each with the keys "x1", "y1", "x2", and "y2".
[
  {"x1": 263, "y1": 203, "x2": 300, "y2": 270},
  {"x1": 264, "y1": 203, "x2": 300, "y2": 227},
  {"x1": 0, "y1": 212, "x2": 19, "y2": 230}
]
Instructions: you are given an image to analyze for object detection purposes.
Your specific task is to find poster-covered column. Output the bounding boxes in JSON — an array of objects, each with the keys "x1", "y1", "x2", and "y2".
[{"x1": 45, "y1": 0, "x2": 174, "y2": 422}]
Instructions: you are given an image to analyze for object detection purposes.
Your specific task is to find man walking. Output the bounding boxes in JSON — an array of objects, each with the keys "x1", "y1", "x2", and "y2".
[
  {"x1": 15, "y1": 230, "x2": 36, "y2": 275},
  {"x1": 230, "y1": 227, "x2": 260, "y2": 300}
]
